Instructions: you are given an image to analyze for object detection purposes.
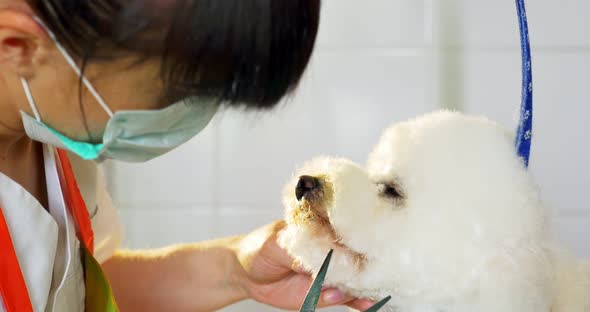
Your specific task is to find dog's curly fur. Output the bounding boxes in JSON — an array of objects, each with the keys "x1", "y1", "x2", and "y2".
[{"x1": 278, "y1": 111, "x2": 590, "y2": 312}]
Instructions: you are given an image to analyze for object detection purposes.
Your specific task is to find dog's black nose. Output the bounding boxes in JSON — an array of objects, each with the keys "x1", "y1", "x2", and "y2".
[{"x1": 296, "y1": 175, "x2": 320, "y2": 201}]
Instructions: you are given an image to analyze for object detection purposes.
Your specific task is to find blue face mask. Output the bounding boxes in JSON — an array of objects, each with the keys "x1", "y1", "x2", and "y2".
[{"x1": 20, "y1": 17, "x2": 218, "y2": 163}]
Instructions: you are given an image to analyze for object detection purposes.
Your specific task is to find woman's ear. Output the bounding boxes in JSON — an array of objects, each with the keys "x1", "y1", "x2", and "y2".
[{"x1": 0, "y1": 9, "x2": 50, "y2": 78}]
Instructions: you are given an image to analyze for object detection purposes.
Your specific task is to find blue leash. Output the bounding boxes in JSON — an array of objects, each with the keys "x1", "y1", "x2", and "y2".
[{"x1": 515, "y1": 0, "x2": 533, "y2": 167}]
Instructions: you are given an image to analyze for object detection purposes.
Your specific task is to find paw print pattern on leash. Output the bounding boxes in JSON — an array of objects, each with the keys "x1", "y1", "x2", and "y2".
[{"x1": 515, "y1": 0, "x2": 533, "y2": 167}]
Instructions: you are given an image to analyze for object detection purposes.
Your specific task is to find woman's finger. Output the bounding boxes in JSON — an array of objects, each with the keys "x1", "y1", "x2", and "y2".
[
  {"x1": 315, "y1": 288, "x2": 354, "y2": 307},
  {"x1": 345, "y1": 298, "x2": 377, "y2": 311}
]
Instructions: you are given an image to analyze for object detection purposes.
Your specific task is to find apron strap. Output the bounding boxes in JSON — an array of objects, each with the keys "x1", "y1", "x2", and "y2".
[
  {"x1": 55, "y1": 149, "x2": 95, "y2": 253},
  {"x1": 0, "y1": 208, "x2": 34, "y2": 312}
]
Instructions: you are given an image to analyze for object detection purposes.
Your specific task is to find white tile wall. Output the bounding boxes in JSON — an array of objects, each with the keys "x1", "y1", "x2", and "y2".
[
  {"x1": 117, "y1": 208, "x2": 216, "y2": 249},
  {"x1": 107, "y1": 1, "x2": 590, "y2": 311},
  {"x1": 316, "y1": 0, "x2": 427, "y2": 48},
  {"x1": 434, "y1": 0, "x2": 590, "y2": 48}
]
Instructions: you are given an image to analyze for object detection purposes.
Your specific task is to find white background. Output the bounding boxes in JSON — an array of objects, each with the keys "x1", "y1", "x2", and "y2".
[{"x1": 105, "y1": 1, "x2": 590, "y2": 311}]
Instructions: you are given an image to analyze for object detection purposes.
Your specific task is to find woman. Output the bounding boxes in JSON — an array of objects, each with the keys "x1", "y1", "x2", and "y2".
[{"x1": 0, "y1": 0, "x2": 373, "y2": 311}]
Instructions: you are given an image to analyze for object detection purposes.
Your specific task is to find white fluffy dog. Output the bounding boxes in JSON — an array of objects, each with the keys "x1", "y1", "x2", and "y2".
[{"x1": 278, "y1": 111, "x2": 590, "y2": 312}]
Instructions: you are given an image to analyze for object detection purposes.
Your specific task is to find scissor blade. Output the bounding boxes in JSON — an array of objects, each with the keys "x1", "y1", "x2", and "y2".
[
  {"x1": 363, "y1": 295, "x2": 391, "y2": 312},
  {"x1": 299, "y1": 249, "x2": 333, "y2": 312}
]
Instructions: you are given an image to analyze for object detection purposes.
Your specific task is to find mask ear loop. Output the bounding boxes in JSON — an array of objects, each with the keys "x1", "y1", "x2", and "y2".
[
  {"x1": 32, "y1": 16, "x2": 114, "y2": 118},
  {"x1": 20, "y1": 78, "x2": 41, "y2": 121}
]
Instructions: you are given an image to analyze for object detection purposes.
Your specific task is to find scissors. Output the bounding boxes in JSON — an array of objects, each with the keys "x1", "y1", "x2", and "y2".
[{"x1": 299, "y1": 250, "x2": 391, "y2": 312}]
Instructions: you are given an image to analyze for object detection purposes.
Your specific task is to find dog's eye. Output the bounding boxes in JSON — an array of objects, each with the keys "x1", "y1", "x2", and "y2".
[{"x1": 378, "y1": 183, "x2": 402, "y2": 199}]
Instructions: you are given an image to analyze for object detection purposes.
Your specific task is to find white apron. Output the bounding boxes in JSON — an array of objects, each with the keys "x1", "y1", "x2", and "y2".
[{"x1": 0, "y1": 146, "x2": 122, "y2": 312}]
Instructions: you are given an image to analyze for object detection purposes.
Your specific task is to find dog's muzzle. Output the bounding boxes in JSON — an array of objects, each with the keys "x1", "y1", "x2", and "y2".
[{"x1": 291, "y1": 174, "x2": 333, "y2": 225}]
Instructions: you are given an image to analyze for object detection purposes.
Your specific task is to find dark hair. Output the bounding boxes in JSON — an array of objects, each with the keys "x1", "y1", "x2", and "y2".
[{"x1": 26, "y1": 0, "x2": 321, "y2": 109}]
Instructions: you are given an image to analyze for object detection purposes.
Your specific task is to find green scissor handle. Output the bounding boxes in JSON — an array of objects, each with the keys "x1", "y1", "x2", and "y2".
[{"x1": 299, "y1": 250, "x2": 391, "y2": 312}]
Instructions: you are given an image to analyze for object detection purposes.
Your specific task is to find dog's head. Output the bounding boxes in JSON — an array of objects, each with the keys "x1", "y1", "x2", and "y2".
[{"x1": 278, "y1": 111, "x2": 547, "y2": 300}]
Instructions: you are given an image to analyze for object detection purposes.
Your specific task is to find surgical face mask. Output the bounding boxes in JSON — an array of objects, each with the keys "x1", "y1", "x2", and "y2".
[{"x1": 20, "y1": 17, "x2": 218, "y2": 163}]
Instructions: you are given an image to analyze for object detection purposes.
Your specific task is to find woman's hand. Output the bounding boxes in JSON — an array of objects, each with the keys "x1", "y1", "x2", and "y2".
[
  {"x1": 235, "y1": 220, "x2": 375, "y2": 311},
  {"x1": 103, "y1": 220, "x2": 373, "y2": 312}
]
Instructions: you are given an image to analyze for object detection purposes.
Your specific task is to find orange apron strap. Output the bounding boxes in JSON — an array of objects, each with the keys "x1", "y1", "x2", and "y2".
[
  {"x1": 0, "y1": 207, "x2": 34, "y2": 312},
  {"x1": 56, "y1": 149, "x2": 95, "y2": 253}
]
